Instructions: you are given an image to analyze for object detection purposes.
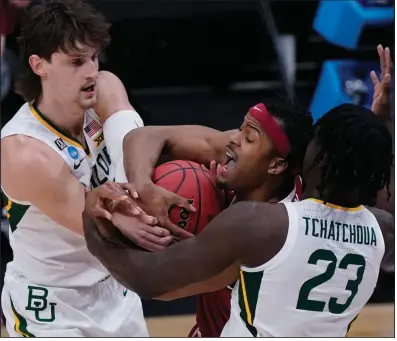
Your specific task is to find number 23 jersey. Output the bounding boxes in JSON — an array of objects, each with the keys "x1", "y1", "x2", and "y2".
[
  {"x1": 221, "y1": 199, "x2": 385, "y2": 337},
  {"x1": 1, "y1": 102, "x2": 116, "y2": 287}
]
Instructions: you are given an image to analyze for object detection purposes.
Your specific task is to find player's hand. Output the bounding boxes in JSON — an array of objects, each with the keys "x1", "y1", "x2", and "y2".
[
  {"x1": 207, "y1": 160, "x2": 222, "y2": 177},
  {"x1": 119, "y1": 182, "x2": 195, "y2": 240},
  {"x1": 85, "y1": 182, "x2": 155, "y2": 224},
  {"x1": 111, "y1": 212, "x2": 173, "y2": 252},
  {"x1": 370, "y1": 45, "x2": 393, "y2": 121}
]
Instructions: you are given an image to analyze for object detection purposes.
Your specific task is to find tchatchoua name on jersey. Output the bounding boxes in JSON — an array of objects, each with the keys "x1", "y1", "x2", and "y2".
[{"x1": 302, "y1": 217, "x2": 377, "y2": 246}]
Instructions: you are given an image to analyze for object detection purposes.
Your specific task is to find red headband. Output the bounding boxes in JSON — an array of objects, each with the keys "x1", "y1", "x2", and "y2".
[{"x1": 248, "y1": 103, "x2": 291, "y2": 158}]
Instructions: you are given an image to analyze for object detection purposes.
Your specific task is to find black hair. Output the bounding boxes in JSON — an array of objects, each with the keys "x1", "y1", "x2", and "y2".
[
  {"x1": 264, "y1": 98, "x2": 314, "y2": 174},
  {"x1": 15, "y1": 0, "x2": 111, "y2": 101},
  {"x1": 314, "y1": 103, "x2": 393, "y2": 206}
]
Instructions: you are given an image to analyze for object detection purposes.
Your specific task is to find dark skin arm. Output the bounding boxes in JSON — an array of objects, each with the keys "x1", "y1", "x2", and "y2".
[
  {"x1": 123, "y1": 125, "x2": 237, "y2": 187},
  {"x1": 367, "y1": 206, "x2": 395, "y2": 273},
  {"x1": 120, "y1": 125, "x2": 237, "y2": 236},
  {"x1": 83, "y1": 201, "x2": 288, "y2": 300}
]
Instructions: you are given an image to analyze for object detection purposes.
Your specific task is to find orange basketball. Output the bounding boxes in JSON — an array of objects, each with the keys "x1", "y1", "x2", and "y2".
[{"x1": 152, "y1": 160, "x2": 227, "y2": 234}]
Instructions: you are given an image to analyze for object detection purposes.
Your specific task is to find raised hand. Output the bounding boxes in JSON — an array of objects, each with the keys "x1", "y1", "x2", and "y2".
[{"x1": 370, "y1": 45, "x2": 393, "y2": 120}]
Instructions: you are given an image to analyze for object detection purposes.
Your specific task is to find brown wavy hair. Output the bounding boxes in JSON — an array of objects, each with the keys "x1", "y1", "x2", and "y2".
[{"x1": 15, "y1": 0, "x2": 111, "y2": 101}]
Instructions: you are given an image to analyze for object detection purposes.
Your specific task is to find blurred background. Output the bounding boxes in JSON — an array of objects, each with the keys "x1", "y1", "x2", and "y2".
[{"x1": 0, "y1": 0, "x2": 395, "y2": 337}]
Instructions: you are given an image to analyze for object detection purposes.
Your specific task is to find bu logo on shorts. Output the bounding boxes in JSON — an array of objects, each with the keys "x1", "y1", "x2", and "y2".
[{"x1": 25, "y1": 286, "x2": 57, "y2": 322}]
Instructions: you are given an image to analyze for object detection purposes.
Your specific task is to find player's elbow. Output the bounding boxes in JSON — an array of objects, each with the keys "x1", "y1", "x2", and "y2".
[{"x1": 130, "y1": 278, "x2": 168, "y2": 299}]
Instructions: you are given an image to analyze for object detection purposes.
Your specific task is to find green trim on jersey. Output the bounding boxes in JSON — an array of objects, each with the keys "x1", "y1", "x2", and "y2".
[
  {"x1": 1, "y1": 190, "x2": 30, "y2": 233},
  {"x1": 10, "y1": 297, "x2": 35, "y2": 337},
  {"x1": 238, "y1": 270, "x2": 264, "y2": 337},
  {"x1": 32, "y1": 104, "x2": 82, "y2": 147}
]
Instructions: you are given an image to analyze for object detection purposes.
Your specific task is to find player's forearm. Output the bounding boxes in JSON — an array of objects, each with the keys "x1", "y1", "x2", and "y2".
[
  {"x1": 83, "y1": 211, "x2": 169, "y2": 297},
  {"x1": 123, "y1": 127, "x2": 167, "y2": 188}
]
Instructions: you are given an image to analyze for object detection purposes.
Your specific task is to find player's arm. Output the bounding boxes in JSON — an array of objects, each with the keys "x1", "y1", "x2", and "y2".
[
  {"x1": 84, "y1": 201, "x2": 287, "y2": 299},
  {"x1": 123, "y1": 125, "x2": 237, "y2": 187},
  {"x1": 120, "y1": 125, "x2": 236, "y2": 236},
  {"x1": 1, "y1": 135, "x2": 87, "y2": 235},
  {"x1": 93, "y1": 71, "x2": 144, "y2": 173},
  {"x1": 370, "y1": 45, "x2": 394, "y2": 216},
  {"x1": 1, "y1": 135, "x2": 162, "y2": 249},
  {"x1": 368, "y1": 207, "x2": 395, "y2": 273}
]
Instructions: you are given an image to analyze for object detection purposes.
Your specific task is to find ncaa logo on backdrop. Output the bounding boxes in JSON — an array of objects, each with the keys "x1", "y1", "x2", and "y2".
[{"x1": 67, "y1": 146, "x2": 79, "y2": 160}]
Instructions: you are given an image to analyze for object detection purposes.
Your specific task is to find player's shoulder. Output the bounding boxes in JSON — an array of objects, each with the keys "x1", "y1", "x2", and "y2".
[
  {"x1": 2, "y1": 134, "x2": 66, "y2": 175},
  {"x1": 224, "y1": 201, "x2": 288, "y2": 233},
  {"x1": 224, "y1": 202, "x2": 289, "y2": 267},
  {"x1": 366, "y1": 206, "x2": 394, "y2": 235}
]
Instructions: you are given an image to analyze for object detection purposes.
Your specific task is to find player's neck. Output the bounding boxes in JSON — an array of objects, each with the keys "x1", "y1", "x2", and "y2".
[
  {"x1": 304, "y1": 187, "x2": 362, "y2": 208},
  {"x1": 236, "y1": 175, "x2": 293, "y2": 203},
  {"x1": 35, "y1": 95, "x2": 86, "y2": 138}
]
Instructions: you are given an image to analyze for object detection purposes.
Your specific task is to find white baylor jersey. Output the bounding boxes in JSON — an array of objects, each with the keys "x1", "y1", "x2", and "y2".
[
  {"x1": 222, "y1": 199, "x2": 385, "y2": 337},
  {"x1": 1, "y1": 102, "x2": 114, "y2": 287}
]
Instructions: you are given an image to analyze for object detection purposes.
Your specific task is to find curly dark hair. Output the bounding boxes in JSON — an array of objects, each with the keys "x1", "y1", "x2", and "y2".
[
  {"x1": 314, "y1": 103, "x2": 393, "y2": 206},
  {"x1": 264, "y1": 98, "x2": 314, "y2": 174},
  {"x1": 15, "y1": 0, "x2": 111, "y2": 101}
]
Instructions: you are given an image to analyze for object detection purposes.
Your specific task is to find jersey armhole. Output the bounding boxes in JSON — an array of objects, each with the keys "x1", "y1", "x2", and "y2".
[{"x1": 241, "y1": 202, "x2": 299, "y2": 273}]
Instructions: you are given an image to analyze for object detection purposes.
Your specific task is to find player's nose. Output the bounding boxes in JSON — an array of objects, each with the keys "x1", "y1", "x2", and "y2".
[
  {"x1": 229, "y1": 130, "x2": 242, "y2": 147},
  {"x1": 85, "y1": 60, "x2": 99, "y2": 79}
]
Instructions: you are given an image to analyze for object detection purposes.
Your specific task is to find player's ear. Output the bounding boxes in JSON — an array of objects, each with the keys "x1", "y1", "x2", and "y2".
[
  {"x1": 268, "y1": 157, "x2": 288, "y2": 175},
  {"x1": 29, "y1": 55, "x2": 47, "y2": 78}
]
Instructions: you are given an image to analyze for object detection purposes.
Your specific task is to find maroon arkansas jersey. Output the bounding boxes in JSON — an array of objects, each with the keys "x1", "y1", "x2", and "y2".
[{"x1": 189, "y1": 175, "x2": 303, "y2": 337}]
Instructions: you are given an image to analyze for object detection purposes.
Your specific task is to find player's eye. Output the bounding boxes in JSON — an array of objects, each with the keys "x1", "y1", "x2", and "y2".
[
  {"x1": 71, "y1": 59, "x2": 83, "y2": 66},
  {"x1": 245, "y1": 135, "x2": 254, "y2": 143}
]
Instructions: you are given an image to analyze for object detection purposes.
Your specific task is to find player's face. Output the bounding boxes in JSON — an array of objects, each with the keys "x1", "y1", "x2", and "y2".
[
  {"x1": 217, "y1": 114, "x2": 278, "y2": 193},
  {"x1": 41, "y1": 43, "x2": 99, "y2": 110}
]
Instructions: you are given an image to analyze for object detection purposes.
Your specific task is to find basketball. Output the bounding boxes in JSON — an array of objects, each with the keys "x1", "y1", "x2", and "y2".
[{"x1": 152, "y1": 160, "x2": 227, "y2": 235}]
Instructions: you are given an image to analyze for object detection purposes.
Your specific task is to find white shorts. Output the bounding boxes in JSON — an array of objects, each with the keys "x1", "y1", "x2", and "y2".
[{"x1": 1, "y1": 265, "x2": 149, "y2": 337}]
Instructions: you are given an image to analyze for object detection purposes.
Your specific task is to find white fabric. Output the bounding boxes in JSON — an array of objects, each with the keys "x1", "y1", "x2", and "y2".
[
  {"x1": 2, "y1": 263, "x2": 148, "y2": 337},
  {"x1": 222, "y1": 199, "x2": 385, "y2": 337},
  {"x1": 103, "y1": 110, "x2": 144, "y2": 182}
]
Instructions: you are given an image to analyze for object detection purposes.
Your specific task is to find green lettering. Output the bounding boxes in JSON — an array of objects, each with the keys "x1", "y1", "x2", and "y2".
[
  {"x1": 370, "y1": 228, "x2": 377, "y2": 246},
  {"x1": 312, "y1": 218, "x2": 319, "y2": 237},
  {"x1": 26, "y1": 286, "x2": 56, "y2": 323},
  {"x1": 363, "y1": 226, "x2": 370, "y2": 245},
  {"x1": 328, "y1": 221, "x2": 335, "y2": 240},
  {"x1": 320, "y1": 219, "x2": 327, "y2": 239},
  {"x1": 356, "y1": 225, "x2": 363, "y2": 244},
  {"x1": 335, "y1": 222, "x2": 341, "y2": 242},
  {"x1": 349, "y1": 224, "x2": 356, "y2": 244},
  {"x1": 342, "y1": 224, "x2": 349, "y2": 242},
  {"x1": 303, "y1": 217, "x2": 311, "y2": 235}
]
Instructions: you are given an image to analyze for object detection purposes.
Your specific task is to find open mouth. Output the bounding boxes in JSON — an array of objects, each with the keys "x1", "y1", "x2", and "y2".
[
  {"x1": 81, "y1": 82, "x2": 96, "y2": 92},
  {"x1": 221, "y1": 148, "x2": 237, "y2": 174}
]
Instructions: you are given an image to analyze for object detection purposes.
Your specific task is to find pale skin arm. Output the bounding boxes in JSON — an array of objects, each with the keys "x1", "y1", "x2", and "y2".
[
  {"x1": 2, "y1": 134, "x2": 161, "y2": 246},
  {"x1": 93, "y1": 70, "x2": 135, "y2": 123},
  {"x1": 1, "y1": 135, "x2": 86, "y2": 235}
]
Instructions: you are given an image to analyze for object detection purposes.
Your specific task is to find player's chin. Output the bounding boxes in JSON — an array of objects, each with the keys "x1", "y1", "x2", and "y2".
[
  {"x1": 80, "y1": 96, "x2": 97, "y2": 109},
  {"x1": 216, "y1": 175, "x2": 228, "y2": 189},
  {"x1": 216, "y1": 174, "x2": 237, "y2": 191}
]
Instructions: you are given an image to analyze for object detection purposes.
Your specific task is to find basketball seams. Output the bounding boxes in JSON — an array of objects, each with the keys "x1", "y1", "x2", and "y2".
[
  {"x1": 153, "y1": 160, "x2": 225, "y2": 236},
  {"x1": 186, "y1": 161, "x2": 202, "y2": 235},
  {"x1": 199, "y1": 164, "x2": 225, "y2": 209},
  {"x1": 153, "y1": 162, "x2": 184, "y2": 185}
]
